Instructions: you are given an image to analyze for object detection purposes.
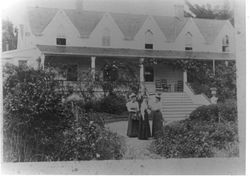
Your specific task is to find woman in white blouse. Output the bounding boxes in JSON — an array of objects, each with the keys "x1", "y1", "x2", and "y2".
[
  {"x1": 150, "y1": 93, "x2": 164, "y2": 138},
  {"x1": 138, "y1": 95, "x2": 151, "y2": 140},
  {"x1": 126, "y1": 93, "x2": 140, "y2": 137}
]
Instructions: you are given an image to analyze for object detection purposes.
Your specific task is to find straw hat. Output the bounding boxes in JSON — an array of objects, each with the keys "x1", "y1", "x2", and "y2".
[{"x1": 129, "y1": 93, "x2": 136, "y2": 99}]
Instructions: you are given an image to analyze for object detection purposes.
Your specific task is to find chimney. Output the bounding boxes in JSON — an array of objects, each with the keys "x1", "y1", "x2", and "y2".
[
  {"x1": 76, "y1": 0, "x2": 83, "y2": 11},
  {"x1": 174, "y1": 5, "x2": 184, "y2": 20}
]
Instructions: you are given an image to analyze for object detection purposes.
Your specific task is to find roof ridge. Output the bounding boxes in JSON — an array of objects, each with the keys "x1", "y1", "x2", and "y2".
[
  {"x1": 63, "y1": 8, "x2": 105, "y2": 14},
  {"x1": 27, "y1": 6, "x2": 59, "y2": 11},
  {"x1": 193, "y1": 17, "x2": 229, "y2": 22}
]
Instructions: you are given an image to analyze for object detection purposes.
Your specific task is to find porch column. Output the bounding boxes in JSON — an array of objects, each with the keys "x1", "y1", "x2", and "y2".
[
  {"x1": 139, "y1": 57, "x2": 144, "y2": 83},
  {"x1": 40, "y1": 54, "x2": 45, "y2": 70},
  {"x1": 91, "y1": 56, "x2": 96, "y2": 80},
  {"x1": 212, "y1": 59, "x2": 215, "y2": 75},
  {"x1": 139, "y1": 58, "x2": 145, "y2": 92},
  {"x1": 225, "y1": 60, "x2": 229, "y2": 67},
  {"x1": 183, "y1": 70, "x2": 187, "y2": 83}
]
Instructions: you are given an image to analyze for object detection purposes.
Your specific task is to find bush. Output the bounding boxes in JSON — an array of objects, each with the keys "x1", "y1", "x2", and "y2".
[
  {"x1": 54, "y1": 114, "x2": 125, "y2": 161},
  {"x1": 3, "y1": 64, "x2": 73, "y2": 162},
  {"x1": 3, "y1": 64, "x2": 125, "y2": 162},
  {"x1": 152, "y1": 101, "x2": 239, "y2": 158},
  {"x1": 152, "y1": 120, "x2": 213, "y2": 158},
  {"x1": 189, "y1": 100, "x2": 237, "y2": 123},
  {"x1": 152, "y1": 120, "x2": 239, "y2": 158},
  {"x1": 98, "y1": 94, "x2": 127, "y2": 114},
  {"x1": 218, "y1": 99, "x2": 238, "y2": 122},
  {"x1": 189, "y1": 104, "x2": 219, "y2": 122}
]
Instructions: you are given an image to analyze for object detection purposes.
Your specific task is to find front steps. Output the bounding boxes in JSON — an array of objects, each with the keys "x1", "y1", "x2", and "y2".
[{"x1": 160, "y1": 92, "x2": 199, "y2": 122}]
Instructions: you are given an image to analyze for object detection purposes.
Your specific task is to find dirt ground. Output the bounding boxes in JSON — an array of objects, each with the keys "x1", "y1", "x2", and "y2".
[{"x1": 106, "y1": 121, "x2": 163, "y2": 160}]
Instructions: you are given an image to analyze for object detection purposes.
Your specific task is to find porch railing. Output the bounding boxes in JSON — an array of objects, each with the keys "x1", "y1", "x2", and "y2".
[
  {"x1": 155, "y1": 79, "x2": 183, "y2": 92},
  {"x1": 52, "y1": 80, "x2": 140, "y2": 93}
]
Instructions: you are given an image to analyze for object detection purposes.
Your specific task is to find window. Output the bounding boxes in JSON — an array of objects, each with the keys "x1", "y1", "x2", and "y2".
[
  {"x1": 102, "y1": 28, "x2": 111, "y2": 46},
  {"x1": 185, "y1": 32, "x2": 192, "y2": 51},
  {"x1": 56, "y1": 38, "x2": 66, "y2": 45},
  {"x1": 222, "y1": 35, "x2": 229, "y2": 52},
  {"x1": 144, "y1": 66, "x2": 154, "y2": 82},
  {"x1": 56, "y1": 25, "x2": 66, "y2": 45},
  {"x1": 18, "y1": 60, "x2": 27, "y2": 67},
  {"x1": 145, "y1": 30, "x2": 153, "y2": 49},
  {"x1": 66, "y1": 65, "x2": 78, "y2": 81}
]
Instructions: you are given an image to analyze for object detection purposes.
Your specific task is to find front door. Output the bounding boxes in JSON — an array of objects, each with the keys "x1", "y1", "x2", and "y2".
[{"x1": 144, "y1": 66, "x2": 156, "y2": 93}]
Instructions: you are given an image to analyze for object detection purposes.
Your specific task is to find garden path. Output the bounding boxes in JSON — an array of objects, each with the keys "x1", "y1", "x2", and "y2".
[{"x1": 106, "y1": 121, "x2": 163, "y2": 160}]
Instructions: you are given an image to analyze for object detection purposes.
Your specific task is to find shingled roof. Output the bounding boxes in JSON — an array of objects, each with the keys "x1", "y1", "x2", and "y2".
[
  {"x1": 64, "y1": 9, "x2": 104, "y2": 38},
  {"x1": 153, "y1": 16, "x2": 188, "y2": 42},
  {"x1": 27, "y1": 7, "x2": 229, "y2": 44},
  {"x1": 193, "y1": 18, "x2": 227, "y2": 44},
  {"x1": 28, "y1": 7, "x2": 58, "y2": 35},
  {"x1": 110, "y1": 12, "x2": 147, "y2": 40}
]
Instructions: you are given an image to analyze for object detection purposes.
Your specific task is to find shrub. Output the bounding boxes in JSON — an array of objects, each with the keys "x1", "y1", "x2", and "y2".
[
  {"x1": 189, "y1": 100, "x2": 237, "y2": 123},
  {"x1": 152, "y1": 120, "x2": 239, "y2": 158},
  {"x1": 152, "y1": 120, "x2": 213, "y2": 158},
  {"x1": 98, "y1": 94, "x2": 127, "y2": 114},
  {"x1": 189, "y1": 104, "x2": 219, "y2": 122},
  {"x1": 3, "y1": 65, "x2": 73, "y2": 162},
  {"x1": 53, "y1": 112, "x2": 125, "y2": 161},
  {"x1": 218, "y1": 99, "x2": 238, "y2": 122},
  {"x1": 152, "y1": 100, "x2": 239, "y2": 158},
  {"x1": 3, "y1": 64, "x2": 125, "y2": 162}
]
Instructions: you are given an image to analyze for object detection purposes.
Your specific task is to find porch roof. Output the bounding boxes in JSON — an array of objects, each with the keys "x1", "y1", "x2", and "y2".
[{"x1": 37, "y1": 45, "x2": 235, "y2": 61}]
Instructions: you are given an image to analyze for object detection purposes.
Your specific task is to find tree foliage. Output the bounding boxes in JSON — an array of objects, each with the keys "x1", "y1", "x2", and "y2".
[
  {"x1": 2, "y1": 19, "x2": 18, "y2": 51},
  {"x1": 95, "y1": 60, "x2": 140, "y2": 96},
  {"x1": 185, "y1": 0, "x2": 234, "y2": 25}
]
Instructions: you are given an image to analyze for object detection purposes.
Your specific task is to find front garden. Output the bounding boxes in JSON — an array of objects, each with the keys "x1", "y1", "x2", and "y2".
[
  {"x1": 2, "y1": 59, "x2": 239, "y2": 161},
  {"x1": 2, "y1": 64, "x2": 127, "y2": 162}
]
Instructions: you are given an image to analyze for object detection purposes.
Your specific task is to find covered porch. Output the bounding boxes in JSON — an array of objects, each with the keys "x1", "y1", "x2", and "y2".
[{"x1": 36, "y1": 44, "x2": 235, "y2": 94}]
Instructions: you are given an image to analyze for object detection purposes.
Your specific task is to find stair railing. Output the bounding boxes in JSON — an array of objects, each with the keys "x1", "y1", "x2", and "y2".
[{"x1": 184, "y1": 82, "x2": 211, "y2": 105}]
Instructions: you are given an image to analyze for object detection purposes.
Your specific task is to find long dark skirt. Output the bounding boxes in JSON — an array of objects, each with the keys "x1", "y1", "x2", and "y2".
[
  {"x1": 152, "y1": 110, "x2": 163, "y2": 138},
  {"x1": 138, "y1": 110, "x2": 151, "y2": 140},
  {"x1": 127, "y1": 112, "x2": 139, "y2": 137}
]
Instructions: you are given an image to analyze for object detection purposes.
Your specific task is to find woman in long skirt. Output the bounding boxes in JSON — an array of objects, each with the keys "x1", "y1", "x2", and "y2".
[
  {"x1": 138, "y1": 95, "x2": 151, "y2": 140},
  {"x1": 126, "y1": 93, "x2": 140, "y2": 137},
  {"x1": 151, "y1": 94, "x2": 163, "y2": 138}
]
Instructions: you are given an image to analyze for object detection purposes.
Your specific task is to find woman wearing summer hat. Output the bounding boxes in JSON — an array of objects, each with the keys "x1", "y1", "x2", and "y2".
[
  {"x1": 138, "y1": 94, "x2": 151, "y2": 140},
  {"x1": 126, "y1": 93, "x2": 140, "y2": 137},
  {"x1": 150, "y1": 93, "x2": 164, "y2": 138}
]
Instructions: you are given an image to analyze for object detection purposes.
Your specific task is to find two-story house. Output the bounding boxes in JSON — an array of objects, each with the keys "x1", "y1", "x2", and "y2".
[{"x1": 2, "y1": 1, "x2": 235, "y2": 121}]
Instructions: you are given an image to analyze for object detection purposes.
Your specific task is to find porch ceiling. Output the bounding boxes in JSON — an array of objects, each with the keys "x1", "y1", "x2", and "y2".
[{"x1": 37, "y1": 45, "x2": 235, "y2": 61}]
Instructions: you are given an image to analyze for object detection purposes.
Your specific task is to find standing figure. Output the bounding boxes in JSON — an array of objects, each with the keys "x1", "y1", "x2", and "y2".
[
  {"x1": 151, "y1": 94, "x2": 164, "y2": 138},
  {"x1": 126, "y1": 93, "x2": 139, "y2": 137},
  {"x1": 138, "y1": 95, "x2": 151, "y2": 140}
]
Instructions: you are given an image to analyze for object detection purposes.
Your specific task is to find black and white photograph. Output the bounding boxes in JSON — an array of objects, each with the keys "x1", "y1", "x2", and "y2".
[{"x1": 0, "y1": 0, "x2": 246, "y2": 175}]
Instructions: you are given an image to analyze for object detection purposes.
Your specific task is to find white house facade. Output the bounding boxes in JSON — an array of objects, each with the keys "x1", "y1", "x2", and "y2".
[{"x1": 1, "y1": 1, "x2": 236, "y2": 122}]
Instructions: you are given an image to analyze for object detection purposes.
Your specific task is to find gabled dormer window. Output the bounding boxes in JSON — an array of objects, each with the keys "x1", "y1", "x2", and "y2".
[
  {"x1": 222, "y1": 35, "x2": 229, "y2": 52},
  {"x1": 145, "y1": 30, "x2": 153, "y2": 49},
  {"x1": 56, "y1": 38, "x2": 66, "y2": 45},
  {"x1": 185, "y1": 32, "x2": 192, "y2": 51},
  {"x1": 56, "y1": 25, "x2": 66, "y2": 46},
  {"x1": 102, "y1": 28, "x2": 111, "y2": 46}
]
